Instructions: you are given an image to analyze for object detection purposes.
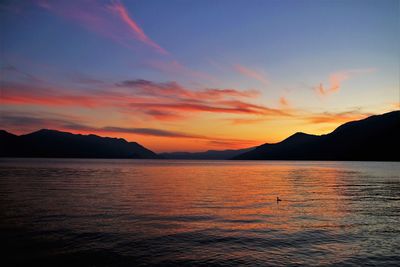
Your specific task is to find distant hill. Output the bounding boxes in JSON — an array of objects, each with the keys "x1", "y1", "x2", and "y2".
[
  {"x1": 160, "y1": 147, "x2": 255, "y2": 160},
  {"x1": 0, "y1": 129, "x2": 160, "y2": 159},
  {"x1": 233, "y1": 110, "x2": 400, "y2": 161},
  {"x1": 2, "y1": 111, "x2": 398, "y2": 161}
]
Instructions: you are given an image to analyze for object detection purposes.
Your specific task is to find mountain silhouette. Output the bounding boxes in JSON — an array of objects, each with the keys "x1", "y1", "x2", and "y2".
[
  {"x1": 0, "y1": 129, "x2": 160, "y2": 159},
  {"x1": 160, "y1": 147, "x2": 255, "y2": 160},
  {"x1": 233, "y1": 110, "x2": 400, "y2": 161},
  {"x1": 1, "y1": 111, "x2": 398, "y2": 160}
]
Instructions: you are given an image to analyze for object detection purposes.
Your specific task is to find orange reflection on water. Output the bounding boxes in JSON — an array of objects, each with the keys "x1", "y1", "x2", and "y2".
[
  {"x1": 3, "y1": 159, "x2": 398, "y2": 265},
  {"x1": 99, "y1": 161, "x2": 352, "y2": 236}
]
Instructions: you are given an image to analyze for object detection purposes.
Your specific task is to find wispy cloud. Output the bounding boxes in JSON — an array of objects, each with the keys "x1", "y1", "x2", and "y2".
[
  {"x1": 279, "y1": 96, "x2": 289, "y2": 107},
  {"x1": 2, "y1": 78, "x2": 289, "y2": 121},
  {"x1": 0, "y1": 64, "x2": 42, "y2": 82},
  {"x1": 315, "y1": 68, "x2": 376, "y2": 97},
  {"x1": 115, "y1": 79, "x2": 285, "y2": 117},
  {"x1": 108, "y1": 0, "x2": 168, "y2": 54},
  {"x1": 234, "y1": 64, "x2": 269, "y2": 86},
  {"x1": 1, "y1": 81, "x2": 101, "y2": 107},
  {"x1": 131, "y1": 102, "x2": 267, "y2": 115},
  {"x1": 117, "y1": 79, "x2": 259, "y2": 100},
  {"x1": 9, "y1": 1, "x2": 216, "y2": 83},
  {"x1": 305, "y1": 110, "x2": 372, "y2": 124},
  {"x1": 38, "y1": 0, "x2": 167, "y2": 54},
  {"x1": 217, "y1": 100, "x2": 290, "y2": 116},
  {"x1": 143, "y1": 109, "x2": 186, "y2": 121}
]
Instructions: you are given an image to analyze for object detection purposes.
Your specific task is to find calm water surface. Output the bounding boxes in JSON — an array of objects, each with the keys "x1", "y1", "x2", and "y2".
[{"x1": 0, "y1": 159, "x2": 399, "y2": 266}]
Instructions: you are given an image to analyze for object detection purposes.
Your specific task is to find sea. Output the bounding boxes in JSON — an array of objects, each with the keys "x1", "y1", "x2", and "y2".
[{"x1": 0, "y1": 159, "x2": 399, "y2": 266}]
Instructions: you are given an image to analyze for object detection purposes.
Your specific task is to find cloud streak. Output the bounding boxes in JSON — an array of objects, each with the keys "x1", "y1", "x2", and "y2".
[
  {"x1": 227, "y1": 118, "x2": 267, "y2": 125},
  {"x1": 131, "y1": 102, "x2": 270, "y2": 115},
  {"x1": 38, "y1": 0, "x2": 167, "y2": 54},
  {"x1": 234, "y1": 64, "x2": 269, "y2": 86},
  {"x1": 1, "y1": 81, "x2": 101, "y2": 107},
  {"x1": 305, "y1": 110, "x2": 372, "y2": 124},
  {"x1": 279, "y1": 96, "x2": 289, "y2": 107},
  {"x1": 315, "y1": 68, "x2": 375, "y2": 97},
  {"x1": 108, "y1": 0, "x2": 168, "y2": 54},
  {"x1": 2, "y1": 78, "x2": 289, "y2": 121},
  {"x1": 117, "y1": 79, "x2": 260, "y2": 100}
]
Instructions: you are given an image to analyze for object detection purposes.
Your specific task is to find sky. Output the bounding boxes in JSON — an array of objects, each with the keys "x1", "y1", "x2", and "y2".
[{"x1": 0, "y1": 0, "x2": 399, "y2": 152}]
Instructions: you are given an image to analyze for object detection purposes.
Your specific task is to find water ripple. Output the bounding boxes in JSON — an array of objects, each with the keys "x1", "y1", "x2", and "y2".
[{"x1": 1, "y1": 159, "x2": 399, "y2": 266}]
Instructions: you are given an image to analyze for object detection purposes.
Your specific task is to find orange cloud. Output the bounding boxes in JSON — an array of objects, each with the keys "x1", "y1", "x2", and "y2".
[
  {"x1": 143, "y1": 110, "x2": 186, "y2": 121},
  {"x1": 391, "y1": 102, "x2": 400, "y2": 109},
  {"x1": 1, "y1": 82, "x2": 100, "y2": 107},
  {"x1": 200, "y1": 88, "x2": 260, "y2": 99},
  {"x1": 228, "y1": 118, "x2": 267, "y2": 125},
  {"x1": 279, "y1": 96, "x2": 289, "y2": 107},
  {"x1": 234, "y1": 64, "x2": 269, "y2": 86},
  {"x1": 305, "y1": 111, "x2": 372, "y2": 124},
  {"x1": 315, "y1": 68, "x2": 376, "y2": 97}
]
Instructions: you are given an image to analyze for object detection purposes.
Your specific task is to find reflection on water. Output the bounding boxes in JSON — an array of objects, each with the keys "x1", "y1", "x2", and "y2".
[{"x1": 0, "y1": 159, "x2": 399, "y2": 266}]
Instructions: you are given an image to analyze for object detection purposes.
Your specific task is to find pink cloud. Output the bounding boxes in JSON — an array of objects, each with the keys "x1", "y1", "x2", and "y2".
[
  {"x1": 279, "y1": 96, "x2": 289, "y2": 107},
  {"x1": 35, "y1": 1, "x2": 222, "y2": 81},
  {"x1": 3, "y1": 77, "x2": 290, "y2": 122},
  {"x1": 130, "y1": 102, "x2": 267, "y2": 115},
  {"x1": 117, "y1": 79, "x2": 260, "y2": 100},
  {"x1": 1, "y1": 82, "x2": 100, "y2": 107},
  {"x1": 315, "y1": 68, "x2": 376, "y2": 97},
  {"x1": 108, "y1": 0, "x2": 168, "y2": 54},
  {"x1": 234, "y1": 64, "x2": 269, "y2": 86},
  {"x1": 38, "y1": 0, "x2": 167, "y2": 54}
]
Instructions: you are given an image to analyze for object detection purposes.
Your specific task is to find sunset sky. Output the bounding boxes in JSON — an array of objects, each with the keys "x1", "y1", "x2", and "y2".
[{"x1": 1, "y1": 0, "x2": 399, "y2": 152}]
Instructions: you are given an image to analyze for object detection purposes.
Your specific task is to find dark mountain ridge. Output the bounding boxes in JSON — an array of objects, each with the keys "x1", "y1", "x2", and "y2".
[
  {"x1": 233, "y1": 110, "x2": 400, "y2": 161},
  {"x1": 1, "y1": 111, "x2": 398, "y2": 161},
  {"x1": 0, "y1": 129, "x2": 160, "y2": 159},
  {"x1": 160, "y1": 147, "x2": 255, "y2": 160}
]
